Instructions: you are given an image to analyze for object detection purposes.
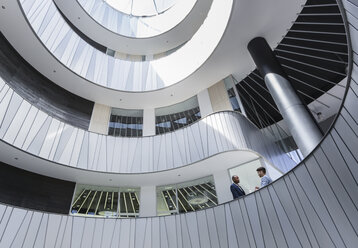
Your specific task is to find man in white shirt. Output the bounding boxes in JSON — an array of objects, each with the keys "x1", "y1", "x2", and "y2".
[{"x1": 255, "y1": 167, "x2": 272, "y2": 190}]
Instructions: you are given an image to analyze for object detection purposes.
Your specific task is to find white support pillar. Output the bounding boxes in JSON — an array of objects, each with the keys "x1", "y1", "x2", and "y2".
[
  {"x1": 88, "y1": 103, "x2": 111, "y2": 134},
  {"x1": 197, "y1": 89, "x2": 213, "y2": 117},
  {"x1": 139, "y1": 185, "x2": 157, "y2": 217},
  {"x1": 213, "y1": 170, "x2": 233, "y2": 204},
  {"x1": 143, "y1": 108, "x2": 156, "y2": 136},
  {"x1": 208, "y1": 80, "x2": 233, "y2": 112}
]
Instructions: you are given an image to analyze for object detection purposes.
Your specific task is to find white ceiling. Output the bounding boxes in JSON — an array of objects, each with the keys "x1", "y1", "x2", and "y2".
[
  {"x1": 0, "y1": 138, "x2": 259, "y2": 187},
  {"x1": 54, "y1": 0, "x2": 210, "y2": 54},
  {"x1": 0, "y1": 0, "x2": 304, "y2": 109}
]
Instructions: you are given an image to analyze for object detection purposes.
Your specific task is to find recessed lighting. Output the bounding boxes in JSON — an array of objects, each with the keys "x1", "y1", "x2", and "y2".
[
  {"x1": 119, "y1": 99, "x2": 122, "y2": 101},
  {"x1": 53, "y1": 70, "x2": 56, "y2": 73},
  {"x1": 178, "y1": 174, "x2": 181, "y2": 177},
  {"x1": 78, "y1": 17, "x2": 81, "y2": 19},
  {"x1": 1, "y1": 6, "x2": 5, "y2": 9}
]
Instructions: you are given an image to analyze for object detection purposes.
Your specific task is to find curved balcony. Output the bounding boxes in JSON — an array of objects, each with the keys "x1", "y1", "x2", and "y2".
[
  {"x1": 0, "y1": 0, "x2": 357, "y2": 247},
  {"x1": 0, "y1": 0, "x2": 303, "y2": 109},
  {"x1": 53, "y1": 0, "x2": 212, "y2": 54},
  {"x1": 0, "y1": 74, "x2": 294, "y2": 174},
  {"x1": 77, "y1": 0, "x2": 197, "y2": 37},
  {"x1": 0, "y1": 43, "x2": 356, "y2": 246},
  {"x1": 18, "y1": 0, "x2": 229, "y2": 92}
]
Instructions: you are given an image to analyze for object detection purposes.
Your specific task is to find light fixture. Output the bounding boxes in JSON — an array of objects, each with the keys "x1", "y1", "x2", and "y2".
[{"x1": 1, "y1": 6, "x2": 5, "y2": 9}]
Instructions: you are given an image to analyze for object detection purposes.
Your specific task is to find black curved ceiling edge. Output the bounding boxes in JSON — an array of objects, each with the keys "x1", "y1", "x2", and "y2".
[{"x1": 0, "y1": 33, "x2": 94, "y2": 129}]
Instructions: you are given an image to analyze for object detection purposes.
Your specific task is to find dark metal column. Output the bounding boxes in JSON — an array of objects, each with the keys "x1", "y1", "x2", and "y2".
[{"x1": 247, "y1": 37, "x2": 323, "y2": 157}]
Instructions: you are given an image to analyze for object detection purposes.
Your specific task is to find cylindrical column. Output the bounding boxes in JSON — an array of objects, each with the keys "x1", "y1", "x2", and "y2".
[{"x1": 247, "y1": 37, "x2": 323, "y2": 157}]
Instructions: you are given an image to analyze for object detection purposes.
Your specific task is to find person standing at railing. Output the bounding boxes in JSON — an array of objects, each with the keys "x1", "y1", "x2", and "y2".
[
  {"x1": 230, "y1": 175, "x2": 246, "y2": 199},
  {"x1": 255, "y1": 167, "x2": 272, "y2": 190}
]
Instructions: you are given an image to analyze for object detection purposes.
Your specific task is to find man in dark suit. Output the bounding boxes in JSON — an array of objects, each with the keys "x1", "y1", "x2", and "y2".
[{"x1": 230, "y1": 175, "x2": 246, "y2": 199}]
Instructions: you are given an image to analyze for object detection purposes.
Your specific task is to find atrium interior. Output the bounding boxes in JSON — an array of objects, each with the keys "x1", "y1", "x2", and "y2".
[{"x1": 0, "y1": 0, "x2": 357, "y2": 247}]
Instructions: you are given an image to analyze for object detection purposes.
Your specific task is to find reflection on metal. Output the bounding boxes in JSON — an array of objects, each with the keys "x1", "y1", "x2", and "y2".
[
  {"x1": 265, "y1": 73, "x2": 324, "y2": 156},
  {"x1": 157, "y1": 178, "x2": 218, "y2": 215}
]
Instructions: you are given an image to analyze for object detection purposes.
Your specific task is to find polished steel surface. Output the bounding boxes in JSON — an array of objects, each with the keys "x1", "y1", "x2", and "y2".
[{"x1": 264, "y1": 73, "x2": 323, "y2": 156}]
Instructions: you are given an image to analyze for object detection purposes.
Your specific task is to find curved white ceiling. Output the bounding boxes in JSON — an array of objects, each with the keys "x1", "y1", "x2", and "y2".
[
  {"x1": 76, "y1": 0, "x2": 198, "y2": 38},
  {"x1": 0, "y1": 138, "x2": 259, "y2": 186},
  {"x1": 54, "y1": 0, "x2": 211, "y2": 54},
  {"x1": 0, "y1": 0, "x2": 304, "y2": 109},
  {"x1": 17, "y1": 0, "x2": 226, "y2": 93}
]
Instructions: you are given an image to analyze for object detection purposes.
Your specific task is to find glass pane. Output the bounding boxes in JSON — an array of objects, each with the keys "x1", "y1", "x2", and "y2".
[
  {"x1": 119, "y1": 188, "x2": 140, "y2": 218},
  {"x1": 157, "y1": 176, "x2": 217, "y2": 215},
  {"x1": 109, "y1": 108, "x2": 143, "y2": 137},
  {"x1": 71, "y1": 185, "x2": 119, "y2": 218},
  {"x1": 155, "y1": 96, "x2": 201, "y2": 134},
  {"x1": 157, "y1": 186, "x2": 178, "y2": 216}
]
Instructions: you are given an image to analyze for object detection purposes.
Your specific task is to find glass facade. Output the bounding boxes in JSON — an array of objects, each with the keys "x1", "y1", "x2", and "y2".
[
  {"x1": 108, "y1": 108, "x2": 143, "y2": 137},
  {"x1": 155, "y1": 96, "x2": 201, "y2": 134},
  {"x1": 157, "y1": 176, "x2": 218, "y2": 216},
  {"x1": 71, "y1": 185, "x2": 140, "y2": 218}
]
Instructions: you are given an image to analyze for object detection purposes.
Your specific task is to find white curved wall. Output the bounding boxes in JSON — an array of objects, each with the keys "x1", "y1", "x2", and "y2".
[
  {"x1": 0, "y1": 0, "x2": 303, "y2": 109},
  {"x1": 77, "y1": 0, "x2": 197, "y2": 38},
  {"x1": 54, "y1": 0, "x2": 211, "y2": 54},
  {"x1": 19, "y1": 0, "x2": 229, "y2": 92},
  {"x1": 0, "y1": 29, "x2": 357, "y2": 247},
  {"x1": 0, "y1": 1, "x2": 357, "y2": 247},
  {"x1": 0, "y1": 76, "x2": 295, "y2": 174}
]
